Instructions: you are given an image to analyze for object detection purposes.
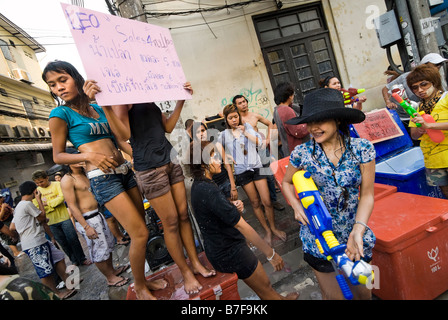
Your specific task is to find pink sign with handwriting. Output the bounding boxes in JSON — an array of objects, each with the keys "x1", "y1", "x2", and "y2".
[{"x1": 61, "y1": 3, "x2": 191, "y2": 106}]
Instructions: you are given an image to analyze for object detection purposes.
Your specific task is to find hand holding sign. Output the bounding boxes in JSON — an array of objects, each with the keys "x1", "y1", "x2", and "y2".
[{"x1": 61, "y1": 3, "x2": 191, "y2": 106}]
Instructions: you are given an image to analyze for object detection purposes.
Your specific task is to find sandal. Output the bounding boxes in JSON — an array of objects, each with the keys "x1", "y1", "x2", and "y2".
[
  {"x1": 108, "y1": 276, "x2": 130, "y2": 287},
  {"x1": 60, "y1": 289, "x2": 77, "y2": 300},
  {"x1": 116, "y1": 237, "x2": 130, "y2": 246},
  {"x1": 114, "y1": 264, "x2": 131, "y2": 276}
]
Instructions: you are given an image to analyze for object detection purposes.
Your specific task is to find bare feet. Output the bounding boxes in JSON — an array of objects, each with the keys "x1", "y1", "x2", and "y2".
[
  {"x1": 272, "y1": 229, "x2": 287, "y2": 242},
  {"x1": 134, "y1": 285, "x2": 157, "y2": 300},
  {"x1": 183, "y1": 270, "x2": 203, "y2": 295},
  {"x1": 283, "y1": 292, "x2": 299, "y2": 300},
  {"x1": 192, "y1": 261, "x2": 216, "y2": 278},
  {"x1": 146, "y1": 278, "x2": 168, "y2": 291}
]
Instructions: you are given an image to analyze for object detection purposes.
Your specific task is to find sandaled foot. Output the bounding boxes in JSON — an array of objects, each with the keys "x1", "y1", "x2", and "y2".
[
  {"x1": 114, "y1": 264, "x2": 130, "y2": 276},
  {"x1": 146, "y1": 278, "x2": 168, "y2": 291},
  {"x1": 108, "y1": 276, "x2": 130, "y2": 287},
  {"x1": 117, "y1": 236, "x2": 130, "y2": 245},
  {"x1": 58, "y1": 288, "x2": 77, "y2": 300},
  {"x1": 81, "y1": 259, "x2": 93, "y2": 266}
]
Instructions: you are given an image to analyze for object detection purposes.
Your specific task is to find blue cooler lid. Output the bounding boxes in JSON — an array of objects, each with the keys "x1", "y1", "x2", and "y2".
[{"x1": 350, "y1": 109, "x2": 413, "y2": 161}]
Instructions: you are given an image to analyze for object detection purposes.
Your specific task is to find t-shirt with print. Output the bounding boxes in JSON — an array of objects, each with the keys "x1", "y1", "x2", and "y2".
[
  {"x1": 49, "y1": 104, "x2": 116, "y2": 149},
  {"x1": 32, "y1": 182, "x2": 69, "y2": 225}
]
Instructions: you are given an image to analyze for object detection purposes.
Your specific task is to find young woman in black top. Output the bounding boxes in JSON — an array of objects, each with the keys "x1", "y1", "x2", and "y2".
[{"x1": 189, "y1": 140, "x2": 298, "y2": 300}]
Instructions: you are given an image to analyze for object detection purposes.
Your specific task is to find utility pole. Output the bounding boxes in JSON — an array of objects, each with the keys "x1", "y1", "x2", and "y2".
[
  {"x1": 407, "y1": 0, "x2": 439, "y2": 58},
  {"x1": 114, "y1": 0, "x2": 146, "y2": 22}
]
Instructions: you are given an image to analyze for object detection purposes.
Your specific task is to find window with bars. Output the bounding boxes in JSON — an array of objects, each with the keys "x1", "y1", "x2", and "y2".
[
  {"x1": 257, "y1": 9, "x2": 323, "y2": 43},
  {"x1": 253, "y1": 4, "x2": 339, "y2": 104}
]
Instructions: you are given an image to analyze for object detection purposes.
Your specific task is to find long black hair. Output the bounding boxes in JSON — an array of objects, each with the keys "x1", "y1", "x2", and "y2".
[
  {"x1": 188, "y1": 140, "x2": 216, "y2": 180},
  {"x1": 42, "y1": 60, "x2": 90, "y2": 110}
]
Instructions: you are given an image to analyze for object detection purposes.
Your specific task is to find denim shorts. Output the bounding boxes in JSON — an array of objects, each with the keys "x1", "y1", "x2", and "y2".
[{"x1": 89, "y1": 170, "x2": 137, "y2": 206}]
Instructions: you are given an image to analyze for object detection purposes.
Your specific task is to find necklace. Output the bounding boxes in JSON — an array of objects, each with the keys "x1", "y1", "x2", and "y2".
[
  {"x1": 321, "y1": 136, "x2": 345, "y2": 167},
  {"x1": 321, "y1": 136, "x2": 349, "y2": 212},
  {"x1": 71, "y1": 105, "x2": 99, "y2": 120}
]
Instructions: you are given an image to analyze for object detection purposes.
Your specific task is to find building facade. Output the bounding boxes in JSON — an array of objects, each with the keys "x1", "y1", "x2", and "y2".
[
  {"x1": 0, "y1": 13, "x2": 56, "y2": 200},
  {"x1": 122, "y1": 0, "x2": 395, "y2": 130}
]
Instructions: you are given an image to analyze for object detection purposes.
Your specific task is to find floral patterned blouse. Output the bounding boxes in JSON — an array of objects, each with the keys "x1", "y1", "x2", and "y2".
[{"x1": 289, "y1": 136, "x2": 376, "y2": 261}]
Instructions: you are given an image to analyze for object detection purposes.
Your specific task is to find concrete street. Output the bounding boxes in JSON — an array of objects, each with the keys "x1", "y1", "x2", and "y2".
[{"x1": 8, "y1": 186, "x2": 448, "y2": 300}]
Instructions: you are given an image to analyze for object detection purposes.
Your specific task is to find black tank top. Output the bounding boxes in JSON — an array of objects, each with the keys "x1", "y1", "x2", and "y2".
[{"x1": 129, "y1": 103, "x2": 173, "y2": 171}]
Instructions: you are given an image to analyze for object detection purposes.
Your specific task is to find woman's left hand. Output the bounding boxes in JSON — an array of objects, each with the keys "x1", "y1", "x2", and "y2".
[
  {"x1": 183, "y1": 82, "x2": 193, "y2": 95},
  {"x1": 83, "y1": 80, "x2": 102, "y2": 101},
  {"x1": 269, "y1": 252, "x2": 284, "y2": 272}
]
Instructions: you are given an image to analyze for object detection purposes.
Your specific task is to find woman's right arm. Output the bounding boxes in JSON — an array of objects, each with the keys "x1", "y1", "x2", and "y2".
[
  {"x1": 49, "y1": 117, "x2": 118, "y2": 169},
  {"x1": 282, "y1": 162, "x2": 309, "y2": 225},
  {"x1": 49, "y1": 117, "x2": 86, "y2": 165}
]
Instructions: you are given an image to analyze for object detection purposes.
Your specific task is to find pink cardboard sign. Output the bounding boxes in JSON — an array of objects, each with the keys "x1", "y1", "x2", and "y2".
[{"x1": 61, "y1": 3, "x2": 191, "y2": 106}]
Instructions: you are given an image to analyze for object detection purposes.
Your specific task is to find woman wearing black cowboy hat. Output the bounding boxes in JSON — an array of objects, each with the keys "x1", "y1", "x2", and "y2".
[{"x1": 282, "y1": 88, "x2": 376, "y2": 300}]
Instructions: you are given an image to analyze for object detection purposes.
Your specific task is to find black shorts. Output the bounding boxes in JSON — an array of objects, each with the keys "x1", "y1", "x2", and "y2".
[
  {"x1": 304, "y1": 252, "x2": 373, "y2": 273},
  {"x1": 304, "y1": 252, "x2": 334, "y2": 273},
  {"x1": 235, "y1": 168, "x2": 265, "y2": 187},
  {"x1": 207, "y1": 244, "x2": 259, "y2": 279}
]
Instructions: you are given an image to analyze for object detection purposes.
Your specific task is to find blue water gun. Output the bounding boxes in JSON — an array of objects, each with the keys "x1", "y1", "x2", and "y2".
[{"x1": 292, "y1": 170, "x2": 374, "y2": 300}]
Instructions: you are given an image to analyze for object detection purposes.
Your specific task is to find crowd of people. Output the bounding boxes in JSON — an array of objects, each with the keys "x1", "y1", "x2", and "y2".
[{"x1": 1, "y1": 50, "x2": 448, "y2": 301}]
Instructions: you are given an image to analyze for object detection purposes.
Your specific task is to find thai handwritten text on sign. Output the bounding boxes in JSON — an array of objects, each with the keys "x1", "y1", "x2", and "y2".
[
  {"x1": 352, "y1": 108, "x2": 403, "y2": 143},
  {"x1": 61, "y1": 3, "x2": 191, "y2": 106}
]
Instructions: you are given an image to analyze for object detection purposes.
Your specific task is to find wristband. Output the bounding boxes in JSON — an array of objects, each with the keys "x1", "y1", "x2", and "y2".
[
  {"x1": 267, "y1": 249, "x2": 276, "y2": 261},
  {"x1": 355, "y1": 221, "x2": 370, "y2": 231}
]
